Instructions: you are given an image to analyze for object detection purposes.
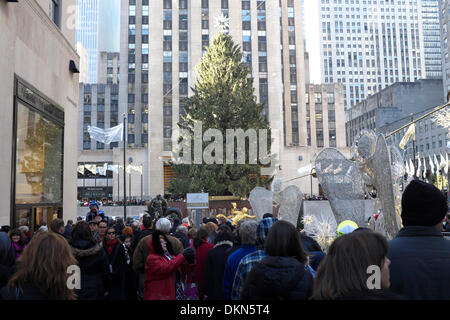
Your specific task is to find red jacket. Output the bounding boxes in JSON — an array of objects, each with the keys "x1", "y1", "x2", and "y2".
[
  {"x1": 194, "y1": 240, "x2": 214, "y2": 300},
  {"x1": 144, "y1": 237, "x2": 187, "y2": 300}
]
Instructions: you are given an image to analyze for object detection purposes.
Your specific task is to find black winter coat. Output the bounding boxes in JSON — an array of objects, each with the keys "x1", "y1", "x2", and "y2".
[
  {"x1": 172, "y1": 231, "x2": 189, "y2": 249},
  {"x1": 135, "y1": 228, "x2": 152, "y2": 248},
  {"x1": 104, "y1": 241, "x2": 128, "y2": 300},
  {"x1": 387, "y1": 226, "x2": 450, "y2": 300},
  {"x1": 241, "y1": 256, "x2": 313, "y2": 300},
  {"x1": 203, "y1": 241, "x2": 234, "y2": 300},
  {"x1": 300, "y1": 234, "x2": 323, "y2": 252},
  {"x1": 71, "y1": 240, "x2": 111, "y2": 300}
]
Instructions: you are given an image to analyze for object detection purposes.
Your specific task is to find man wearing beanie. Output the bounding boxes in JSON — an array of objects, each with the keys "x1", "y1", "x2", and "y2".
[{"x1": 387, "y1": 180, "x2": 450, "y2": 299}]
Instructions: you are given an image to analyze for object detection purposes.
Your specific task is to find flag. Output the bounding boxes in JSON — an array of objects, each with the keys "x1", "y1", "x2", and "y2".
[
  {"x1": 421, "y1": 158, "x2": 426, "y2": 178},
  {"x1": 434, "y1": 154, "x2": 440, "y2": 171},
  {"x1": 408, "y1": 159, "x2": 414, "y2": 176},
  {"x1": 429, "y1": 155, "x2": 435, "y2": 173},
  {"x1": 126, "y1": 165, "x2": 143, "y2": 174},
  {"x1": 77, "y1": 165, "x2": 85, "y2": 175},
  {"x1": 445, "y1": 153, "x2": 449, "y2": 175},
  {"x1": 96, "y1": 163, "x2": 108, "y2": 176},
  {"x1": 416, "y1": 157, "x2": 421, "y2": 177},
  {"x1": 87, "y1": 124, "x2": 123, "y2": 145},
  {"x1": 439, "y1": 153, "x2": 446, "y2": 170},
  {"x1": 108, "y1": 165, "x2": 119, "y2": 174},
  {"x1": 84, "y1": 164, "x2": 97, "y2": 174},
  {"x1": 399, "y1": 123, "x2": 416, "y2": 150}
]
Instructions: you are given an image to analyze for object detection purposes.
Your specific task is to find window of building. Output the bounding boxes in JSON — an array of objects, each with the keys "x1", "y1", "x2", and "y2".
[
  {"x1": 315, "y1": 93, "x2": 322, "y2": 104},
  {"x1": 51, "y1": 0, "x2": 60, "y2": 28},
  {"x1": 14, "y1": 78, "x2": 64, "y2": 216}
]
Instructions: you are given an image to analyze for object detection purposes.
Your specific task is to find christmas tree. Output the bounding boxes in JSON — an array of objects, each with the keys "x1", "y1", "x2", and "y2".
[{"x1": 169, "y1": 32, "x2": 273, "y2": 197}]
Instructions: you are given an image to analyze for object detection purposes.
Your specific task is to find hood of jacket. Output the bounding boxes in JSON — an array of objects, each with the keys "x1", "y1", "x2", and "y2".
[
  {"x1": 71, "y1": 240, "x2": 103, "y2": 257},
  {"x1": 254, "y1": 256, "x2": 306, "y2": 295}
]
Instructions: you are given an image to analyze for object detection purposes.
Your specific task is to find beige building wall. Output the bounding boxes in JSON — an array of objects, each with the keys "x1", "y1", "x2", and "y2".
[
  {"x1": 148, "y1": 0, "x2": 165, "y2": 197},
  {"x1": 0, "y1": 0, "x2": 79, "y2": 226},
  {"x1": 76, "y1": 42, "x2": 89, "y2": 83}
]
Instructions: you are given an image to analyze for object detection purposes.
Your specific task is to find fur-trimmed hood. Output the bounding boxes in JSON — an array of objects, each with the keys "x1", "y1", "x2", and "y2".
[
  {"x1": 214, "y1": 240, "x2": 233, "y2": 248},
  {"x1": 71, "y1": 240, "x2": 103, "y2": 258}
]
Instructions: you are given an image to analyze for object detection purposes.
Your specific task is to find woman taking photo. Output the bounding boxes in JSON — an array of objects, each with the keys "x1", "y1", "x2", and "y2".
[
  {"x1": 1, "y1": 232, "x2": 77, "y2": 300},
  {"x1": 144, "y1": 230, "x2": 195, "y2": 300},
  {"x1": 312, "y1": 229, "x2": 401, "y2": 300}
]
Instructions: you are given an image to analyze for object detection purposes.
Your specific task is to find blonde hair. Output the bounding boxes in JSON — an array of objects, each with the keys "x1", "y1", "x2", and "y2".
[{"x1": 204, "y1": 222, "x2": 218, "y2": 235}]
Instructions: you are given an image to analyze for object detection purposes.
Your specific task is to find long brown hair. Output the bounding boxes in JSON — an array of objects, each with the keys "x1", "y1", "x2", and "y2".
[
  {"x1": 194, "y1": 226, "x2": 210, "y2": 248},
  {"x1": 70, "y1": 221, "x2": 97, "y2": 245},
  {"x1": 8, "y1": 232, "x2": 78, "y2": 300},
  {"x1": 312, "y1": 230, "x2": 388, "y2": 300},
  {"x1": 265, "y1": 220, "x2": 308, "y2": 264}
]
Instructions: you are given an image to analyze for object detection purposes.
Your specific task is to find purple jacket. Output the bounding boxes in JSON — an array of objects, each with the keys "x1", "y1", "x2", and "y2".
[{"x1": 11, "y1": 242, "x2": 26, "y2": 260}]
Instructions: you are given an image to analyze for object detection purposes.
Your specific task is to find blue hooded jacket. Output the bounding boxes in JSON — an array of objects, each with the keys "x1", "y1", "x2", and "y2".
[{"x1": 86, "y1": 201, "x2": 106, "y2": 222}]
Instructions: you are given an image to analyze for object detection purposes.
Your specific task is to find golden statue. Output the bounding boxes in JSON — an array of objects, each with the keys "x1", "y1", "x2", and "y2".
[
  {"x1": 215, "y1": 203, "x2": 256, "y2": 225},
  {"x1": 231, "y1": 207, "x2": 256, "y2": 225}
]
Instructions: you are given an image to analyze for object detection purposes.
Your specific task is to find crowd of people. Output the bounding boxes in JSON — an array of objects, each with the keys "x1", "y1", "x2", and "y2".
[
  {"x1": 79, "y1": 199, "x2": 148, "y2": 207},
  {"x1": 0, "y1": 179, "x2": 449, "y2": 300}
]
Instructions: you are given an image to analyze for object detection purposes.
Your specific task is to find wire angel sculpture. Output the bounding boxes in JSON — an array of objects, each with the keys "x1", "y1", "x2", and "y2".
[
  {"x1": 249, "y1": 178, "x2": 303, "y2": 227},
  {"x1": 314, "y1": 130, "x2": 405, "y2": 240}
]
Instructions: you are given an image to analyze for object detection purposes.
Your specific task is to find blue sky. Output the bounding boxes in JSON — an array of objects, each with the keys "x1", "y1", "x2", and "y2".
[{"x1": 303, "y1": 0, "x2": 321, "y2": 83}]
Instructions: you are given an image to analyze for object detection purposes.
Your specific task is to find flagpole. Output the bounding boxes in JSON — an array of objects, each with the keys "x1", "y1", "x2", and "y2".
[
  {"x1": 123, "y1": 114, "x2": 127, "y2": 221},
  {"x1": 410, "y1": 114, "x2": 417, "y2": 179}
]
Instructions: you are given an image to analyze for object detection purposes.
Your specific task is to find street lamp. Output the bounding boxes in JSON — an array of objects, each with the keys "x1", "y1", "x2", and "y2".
[
  {"x1": 129, "y1": 157, "x2": 133, "y2": 204},
  {"x1": 123, "y1": 113, "x2": 127, "y2": 220},
  {"x1": 140, "y1": 162, "x2": 143, "y2": 202}
]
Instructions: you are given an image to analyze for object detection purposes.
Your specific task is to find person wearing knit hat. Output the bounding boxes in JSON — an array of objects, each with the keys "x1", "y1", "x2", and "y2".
[
  {"x1": 387, "y1": 179, "x2": 450, "y2": 299},
  {"x1": 337, "y1": 220, "x2": 358, "y2": 236},
  {"x1": 401, "y1": 180, "x2": 448, "y2": 227}
]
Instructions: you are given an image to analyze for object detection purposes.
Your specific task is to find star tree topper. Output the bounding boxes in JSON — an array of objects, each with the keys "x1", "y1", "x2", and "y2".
[{"x1": 214, "y1": 13, "x2": 230, "y2": 33}]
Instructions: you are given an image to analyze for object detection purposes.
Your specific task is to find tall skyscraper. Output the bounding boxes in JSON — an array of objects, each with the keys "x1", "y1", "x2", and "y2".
[
  {"x1": 440, "y1": 0, "x2": 450, "y2": 97},
  {"x1": 422, "y1": 0, "x2": 442, "y2": 79},
  {"x1": 119, "y1": 0, "x2": 312, "y2": 196},
  {"x1": 319, "y1": 0, "x2": 441, "y2": 109},
  {"x1": 77, "y1": 0, "x2": 120, "y2": 83},
  {"x1": 76, "y1": 0, "x2": 100, "y2": 83}
]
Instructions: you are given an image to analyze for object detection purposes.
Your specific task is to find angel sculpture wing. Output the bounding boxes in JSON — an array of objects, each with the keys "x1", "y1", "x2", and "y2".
[
  {"x1": 249, "y1": 187, "x2": 274, "y2": 222},
  {"x1": 314, "y1": 148, "x2": 367, "y2": 227},
  {"x1": 278, "y1": 185, "x2": 303, "y2": 227},
  {"x1": 368, "y1": 135, "x2": 402, "y2": 239}
]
